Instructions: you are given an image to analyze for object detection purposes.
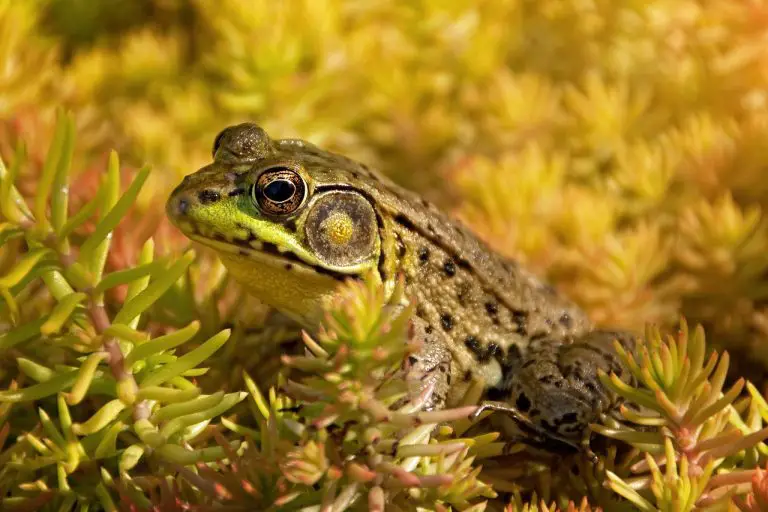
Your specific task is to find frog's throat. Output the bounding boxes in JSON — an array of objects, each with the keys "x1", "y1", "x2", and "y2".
[
  {"x1": 190, "y1": 235, "x2": 387, "y2": 326},
  {"x1": 219, "y1": 251, "x2": 336, "y2": 326}
]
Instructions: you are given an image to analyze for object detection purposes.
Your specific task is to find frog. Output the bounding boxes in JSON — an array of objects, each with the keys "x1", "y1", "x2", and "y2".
[{"x1": 166, "y1": 122, "x2": 638, "y2": 455}]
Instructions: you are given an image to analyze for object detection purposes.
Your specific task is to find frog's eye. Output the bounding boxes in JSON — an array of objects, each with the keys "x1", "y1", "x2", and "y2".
[{"x1": 252, "y1": 167, "x2": 307, "y2": 215}]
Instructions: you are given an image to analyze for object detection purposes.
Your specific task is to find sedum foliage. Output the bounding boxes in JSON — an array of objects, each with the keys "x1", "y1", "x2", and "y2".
[{"x1": 3, "y1": 1, "x2": 768, "y2": 510}]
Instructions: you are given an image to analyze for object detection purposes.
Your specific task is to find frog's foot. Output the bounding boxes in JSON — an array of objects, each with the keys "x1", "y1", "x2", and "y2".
[
  {"x1": 487, "y1": 330, "x2": 638, "y2": 461},
  {"x1": 394, "y1": 315, "x2": 452, "y2": 412},
  {"x1": 472, "y1": 400, "x2": 591, "y2": 457}
]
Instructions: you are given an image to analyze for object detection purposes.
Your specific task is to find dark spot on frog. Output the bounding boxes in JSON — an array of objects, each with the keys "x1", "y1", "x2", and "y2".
[
  {"x1": 425, "y1": 324, "x2": 434, "y2": 334},
  {"x1": 500, "y1": 345, "x2": 522, "y2": 372},
  {"x1": 284, "y1": 263, "x2": 293, "y2": 271},
  {"x1": 440, "y1": 313, "x2": 453, "y2": 331},
  {"x1": 418, "y1": 247, "x2": 430, "y2": 264},
  {"x1": 516, "y1": 393, "x2": 531, "y2": 412},
  {"x1": 484, "y1": 302, "x2": 498, "y2": 316},
  {"x1": 486, "y1": 387, "x2": 506, "y2": 400},
  {"x1": 228, "y1": 188, "x2": 245, "y2": 197},
  {"x1": 394, "y1": 213, "x2": 415, "y2": 228},
  {"x1": 443, "y1": 260, "x2": 456, "y2": 277},
  {"x1": 538, "y1": 375, "x2": 556, "y2": 385},
  {"x1": 464, "y1": 336, "x2": 482, "y2": 357},
  {"x1": 463, "y1": 370, "x2": 473, "y2": 381},
  {"x1": 396, "y1": 236, "x2": 406, "y2": 258},
  {"x1": 540, "y1": 419, "x2": 555, "y2": 431},
  {"x1": 415, "y1": 305, "x2": 426, "y2": 317},
  {"x1": 559, "y1": 313, "x2": 572, "y2": 328},
  {"x1": 512, "y1": 310, "x2": 528, "y2": 335},
  {"x1": 481, "y1": 342, "x2": 500, "y2": 363},
  {"x1": 456, "y1": 284, "x2": 469, "y2": 306},
  {"x1": 198, "y1": 189, "x2": 221, "y2": 204},
  {"x1": 408, "y1": 356, "x2": 418, "y2": 366},
  {"x1": 560, "y1": 412, "x2": 578, "y2": 424}
]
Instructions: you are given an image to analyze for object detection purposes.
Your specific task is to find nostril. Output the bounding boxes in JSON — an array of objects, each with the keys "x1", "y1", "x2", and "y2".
[{"x1": 177, "y1": 197, "x2": 190, "y2": 215}]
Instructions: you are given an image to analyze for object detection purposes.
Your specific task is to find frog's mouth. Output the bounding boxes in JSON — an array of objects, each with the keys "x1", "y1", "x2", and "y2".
[{"x1": 178, "y1": 222, "x2": 350, "y2": 282}]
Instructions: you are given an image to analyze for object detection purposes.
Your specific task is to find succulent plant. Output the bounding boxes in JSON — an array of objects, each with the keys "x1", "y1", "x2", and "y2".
[{"x1": 4, "y1": 1, "x2": 768, "y2": 509}]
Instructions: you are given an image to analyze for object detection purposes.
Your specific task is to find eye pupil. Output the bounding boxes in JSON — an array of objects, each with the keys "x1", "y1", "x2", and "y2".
[
  {"x1": 264, "y1": 180, "x2": 295, "y2": 203},
  {"x1": 253, "y1": 167, "x2": 307, "y2": 215}
]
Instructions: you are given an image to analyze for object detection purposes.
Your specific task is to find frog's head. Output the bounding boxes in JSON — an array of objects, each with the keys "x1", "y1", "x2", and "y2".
[{"x1": 166, "y1": 123, "x2": 383, "y2": 325}]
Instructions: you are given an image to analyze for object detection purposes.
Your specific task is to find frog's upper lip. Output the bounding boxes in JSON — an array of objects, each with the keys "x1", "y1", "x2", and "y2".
[{"x1": 180, "y1": 222, "x2": 351, "y2": 282}]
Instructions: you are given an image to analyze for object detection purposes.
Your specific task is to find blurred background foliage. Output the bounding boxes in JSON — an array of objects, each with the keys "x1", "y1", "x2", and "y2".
[
  {"x1": 3, "y1": 0, "x2": 768, "y2": 509},
  {"x1": 6, "y1": 0, "x2": 768, "y2": 382}
]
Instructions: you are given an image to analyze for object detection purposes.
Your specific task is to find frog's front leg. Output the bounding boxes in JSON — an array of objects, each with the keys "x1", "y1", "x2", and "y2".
[
  {"x1": 397, "y1": 314, "x2": 453, "y2": 412},
  {"x1": 476, "y1": 330, "x2": 638, "y2": 457}
]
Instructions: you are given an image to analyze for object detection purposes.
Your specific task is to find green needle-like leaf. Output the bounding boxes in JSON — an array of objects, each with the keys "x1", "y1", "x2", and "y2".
[
  {"x1": 151, "y1": 391, "x2": 225, "y2": 423},
  {"x1": 136, "y1": 386, "x2": 201, "y2": 403},
  {"x1": 157, "y1": 442, "x2": 239, "y2": 465},
  {"x1": 160, "y1": 391, "x2": 246, "y2": 438},
  {"x1": 0, "y1": 370, "x2": 78, "y2": 402},
  {"x1": 0, "y1": 248, "x2": 50, "y2": 288},
  {"x1": 125, "y1": 320, "x2": 200, "y2": 367},
  {"x1": 112, "y1": 250, "x2": 195, "y2": 326},
  {"x1": 64, "y1": 352, "x2": 109, "y2": 405},
  {"x1": 58, "y1": 194, "x2": 100, "y2": 240},
  {"x1": 103, "y1": 324, "x2": 148, "y2": 343},
  {"x1": 94, "y1": 260, "x2": 167, "y2": 294},
  {"x1": 71, "y1": 399, "x2": 127, "y2": 435},
  {"x1": 40, "y1": 292, "x2": 87, "y2": 334},
  {"x1": 93, "y1": 421, "x2": 129, "y2": 459},
  {"x1": 0, "y1": 142, "x2": 32, "y2": 223},
  {"x1": 77, "y1": 164, "x2": 151, "y2": 266},
  {"x1": 139, "y1": 328, "x2": 230, "y2": 387},
  {"x1": 91, "y1": 151, "x2": 121, "y2": 281},
  {"x1": 0, "y1": 317, "x2": 46, "y2": 350},
  {"x1": 34, "y1": 110, "x2": 67, "y2": 229},
  {"x1": 51, "y1": 113, "x2": 74, "y2": 234},
  {"x1": 119, "y1": 444, "x2": 145, "y2": 472}
]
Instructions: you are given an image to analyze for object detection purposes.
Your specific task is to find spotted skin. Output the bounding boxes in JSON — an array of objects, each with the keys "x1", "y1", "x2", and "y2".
[{"x1": 166, "y1": 123, "x2": 638, "y2": 454}]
